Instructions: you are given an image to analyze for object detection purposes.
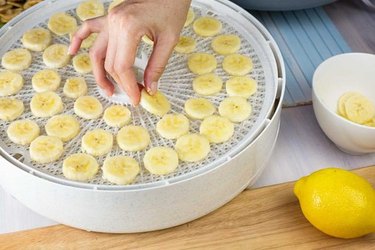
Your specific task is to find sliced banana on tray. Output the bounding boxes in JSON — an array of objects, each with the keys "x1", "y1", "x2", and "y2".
[
  {"x1": 7, "y1": 119, "x2": 40, "y2": 146},
  {"x1": 212, "y1": 34, "x2": 241, "y2": 55},
  {"x1": 48, "y1": 12, "x2": 77, "y2": 36},
  {"x1": 226, "y1": 76, "x2": 257, "y2": 98},
  {"x1": 0, "y1": 71, "x2": 24, "y2": 97},
  {"x1": 103, "y1": 105, "x2": 132, "y2": 128},
  {"x1": 76, "y1": 0, "x2": 105, "y2": 21},
  {"x1": 143, "y1": 147, "x2": 179, "y2": 175},
  {"x1": 156, "y1": 114, "x2": 190, "y2": 140},
  {"x1": 140, "y1": 89, "x2": 171, "y2": 117},
  {"x1": 73, "y1": 53, "x2": 92, "y2": 74},
  {"x1": 174, "y1": 36, "x2": 196, "y2": 54},
  {"x1": 192, "y1": 73, "x2": 223, "y2": 96},
  {"x1": 45, "y1": 114, "x2": 80, "y2": 142},
  {"x1": 82, "y1": 129, "x2": 113, "y2": 157},
  {"x1": 175, "y1": 134, "x2": 210, "y2": 162},
  {"x1": 63, "y1": 153, "x2": 99, "y2": 182},
  {"x1": 1, "y1": 48, "x2": 32, "y2": 71},
  {"x1": 63, "y1": 77, "x2": 88, "y2": 99},
  {"x1": 184, "y1": 98, "x2": 216, "y2": 120},
  {"x1": 0, "y1": 98, "x2": 24, "y2": 121},
  {"x1": 193, "y1": 16, "x2": 222, "y2": 37},
  {"x1": 117, "y1": 125, "x2": 150, "y2": 151},
  {"x1": 102, "y1": 156, "x2": 140, "y2": 185},
  {"x1": 32, "y1": 69, "x2": 61, "y2": 93},
  {"x1": 43, "y1": 44, "x2": 70, "y2": 69},
  {"x1": 200, "y1": 115, "x2": 234, "y2": 144},
  {"x1": 219, "y1": 96, "x2": 252, "y2": 123},
  {"x1": 222, "y1": 54, "x2": 253, "y2": 76},
  {"x1": 74, "y1": 95, "x2": 103, "y2": 119},
  {"x1": 30, "y1": 136, "x2": 64, "y2": 164},
  {"x1": 21, "y1": 28, "x2": 52, "y2": 52},
  {"x1": 188, "y1": 53, "x2": 217, "y2": 75},
  {"x1": 30, "y1": 91, "x2": 63, "y2": 118}
]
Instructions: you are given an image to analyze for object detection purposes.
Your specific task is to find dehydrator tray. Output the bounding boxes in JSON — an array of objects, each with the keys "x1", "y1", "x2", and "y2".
[{"x1": 0, "y1": 0, "x2": 278, "y2": 190}]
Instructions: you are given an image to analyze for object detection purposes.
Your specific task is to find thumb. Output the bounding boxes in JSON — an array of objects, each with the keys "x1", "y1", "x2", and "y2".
[{"x1": 144, "y1": 35, "x2": 178, "y2": 95}]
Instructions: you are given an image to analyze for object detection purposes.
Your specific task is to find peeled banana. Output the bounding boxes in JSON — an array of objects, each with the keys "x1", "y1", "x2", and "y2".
[
  {"x1": 0, "y1": 71, "x2": 24, "y2": 96},
  {"x1": 43, "y1": 44, "x2": 70, "y2": 69},
  {"x1": 30, "y1": 91, "x2": 64, "y2": 118},
  {"x1": 200, "y1": 115, "x2": 234, "y2": 143},
  {"x1": 1, "y1": 48, "x2": 32, "y2": 71},
  {"x1": 211, "y1": 34, "x2": 241, "y2": 55},
  {"x1": 48, "y1": 12, "x2": 77, "y2": 36},
  {"x1": 103, "y1": 105, "x2": 132, "y2": 128},
  {"x1": 63, "y1": 77, "x2": 88, "y2": 99},
  {"x1": 82, "y1": 129, "x2": 113, "y2": 157},
  {"x1": 7, "y1": 119, "x2": 40, "y2": 145},
  {"x1": 184, "y1": 98, "x2": 216, "y2": 120},
  {"x1": 74, "y1": 95, "x2": 103, "y2": 119},
  {"x1": 116, "y1": 125, "x2": 150, "y2": 151},
  {"x1": 175, "y1": 134, "x2": 210, "y2": 162},
  {"x1": 45, "y1": 114, "x2": 80, "y2": 142},
  {"x1": 0, "y1": 98, "x2": 24, "y2": 121},
  {"x1": 222, "y1": 54, "x2": 253, "y2": 76},
  {"x1": 140, "y1": 89, "x2": 171, "y2": 117},
  {"x1": 188, "y1": 53, "x2": 217, "y2": 75},
  {"x1": 156, "y1": 114, "x2": 190, "y2": 139},
  {"x1": 63, "y1": 153, "x2": 99, "y2": 182},
  {"x1": 29, "y1": 135, "x2": 64, "y2": 164},
  {"x1": 32, "y1": 69, "x2": 61, "y2": 93},
  {"x1": 192, "y1": 73, "x2": 223, "y2": 96},
  {"x1": 226, "y1": 76, "x2": 257, "y2": 98},
  {"x1": 219, "y1": 96, "x2": 252, "y2": 123},
  {"x1": 143, "y1": 147, "x2": 179, "y2": 175},
  {"x1": 76, "y1": 0, "x2": 105, "y2": 21},
  {"x1": 72, "y1": 53, "x2": 92, "y2": 74},
  {"x1": 193, "y1": 16, "x2": 222, "y2": 37},
  {"x1": 21, "y1": 28, "x2": 52, "y2": 52},
  {"x1": 102, "y1": 156, "x2": 140, "y2": 185}
]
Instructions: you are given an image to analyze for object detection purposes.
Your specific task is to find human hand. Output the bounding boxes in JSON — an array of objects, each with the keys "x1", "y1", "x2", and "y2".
[{"x1": 69, "y1": 0, "x2": 191, "y2": 105}]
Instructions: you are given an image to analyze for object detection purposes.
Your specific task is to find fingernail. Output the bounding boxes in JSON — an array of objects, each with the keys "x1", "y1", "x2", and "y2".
[{"x1": 150, "y1": 81, "x2": 158, "y2": 94}]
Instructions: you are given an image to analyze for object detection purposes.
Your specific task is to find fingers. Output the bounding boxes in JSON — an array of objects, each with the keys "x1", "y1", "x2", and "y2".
[
  {"x1": 144, "y1": 34, "x2": 178, "y2": 94},
  {"x1": 89, "y1": 33, "x2": 114, "y2": 96},
  {"x1": 69, "y1": 17, "x2": 106, "y2": 55}
]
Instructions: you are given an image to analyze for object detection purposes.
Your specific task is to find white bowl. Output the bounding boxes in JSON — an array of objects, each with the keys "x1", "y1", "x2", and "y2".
[{"x1": 312, "y1": 53, "x2": 375, "y2": 155}]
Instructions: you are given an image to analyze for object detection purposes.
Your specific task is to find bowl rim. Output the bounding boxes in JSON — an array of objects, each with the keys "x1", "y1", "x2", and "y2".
[{"x1": 312, "y1": 53, "x2": 375, "y2": 131}]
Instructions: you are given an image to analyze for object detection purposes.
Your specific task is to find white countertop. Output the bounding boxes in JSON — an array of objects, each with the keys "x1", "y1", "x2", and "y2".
[{"x1": 1, "y1": 105, "x2": 375, "y2": 234}]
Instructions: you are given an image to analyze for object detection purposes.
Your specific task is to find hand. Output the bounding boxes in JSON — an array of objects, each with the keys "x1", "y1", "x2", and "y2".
[{"x1": 69, "y1": 0, "x2": 191, "y2": 105}]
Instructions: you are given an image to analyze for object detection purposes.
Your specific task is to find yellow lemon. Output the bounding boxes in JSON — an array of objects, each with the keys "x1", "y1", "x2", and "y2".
[{"x1": 294, "y1": 168, "x2": 375, "y2": 239}]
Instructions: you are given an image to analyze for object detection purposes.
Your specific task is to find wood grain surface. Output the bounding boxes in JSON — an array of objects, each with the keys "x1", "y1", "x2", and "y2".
[{"x1": 0, "y1": 166, "x2": 374, "y2": 250}]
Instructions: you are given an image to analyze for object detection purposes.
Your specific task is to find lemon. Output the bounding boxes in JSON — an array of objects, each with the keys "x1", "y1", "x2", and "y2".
[{"x1": 294, "y1": 168, "x2": 375, "y2": 239}]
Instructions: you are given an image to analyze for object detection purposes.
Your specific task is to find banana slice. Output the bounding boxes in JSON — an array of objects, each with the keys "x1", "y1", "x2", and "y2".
[
  {"x1": 193, "y1": 16, "x2": 222, "y2": 37},
  {"x1": 140, "y1": 89, "x2": 171, "y2": 117},
  {"x1": 184, "y1": 98, "x2": 216, "y2": 120},
  {"x1": 102, "y1": 156, "x2": 140, "y2": 185},
  {"x1": 193, "y1": 73, "x2": 223, "y2": 95},
  {"x1": 7, "y1": 119, "x2": 40, "y2": 145},
  {"x1": 0, "y1": 71, "x2": 24, "y2": 96},
  {"x1": 45, "y1": 114, "x2": 80, "y2": 142},
  {"x1": 200, "y1": 115, "x2": 234, "y2": 143},
  {"x1": 222, "y1": 54, "x2": 253, "y2": 76},
  {"x1": 21, "y1": 28, "x2": 52, "y2": 52},
  {"x1": 344, "y1": 94, "x2": 375, "y2": 124},
  {"x1": 82, "y1": 129, "x2": 113, "y2": 157},
  {"x1": 63, "y1": 153, "x2": 99, "y2": 182},
  {"x1": 43, "y1": 44, "x2": 70, "y2": 69},
  {"x1": 72, "y1": 53, "x2": 92, "y2": 74},
  {"x1": 175, "y1": 134, "x2": 210, "y2": 162},
  {"x1": 32, "y1": 69, "x2": 61, "y2": 93},
  {"x1": 0, "y1": 98, "x2": 24, "y2": 121},
  {"x1": 30, "y1": 136, "x2": 64, "y2": 164},
  {"x1": 48, "y1": 12, "x2": 77, "y2": 36},
  {"x1": 30, "y1": 91, "x2": 63, "y2": 118},
  {"x1": 70, "y1": 32, "x2": 98, "y2": 49},
  {"x1": 337, "y1": 92, "x2": 359, "y2": 118},
  {"x1": 184, "y1": 8, "x2": 195, "y2": 27},
  {"x1": 226, "y1": 76, "x2": 257, "y2": 98},
  {"x1": 212, "y1": 34, "x2": 241, "y2": 55},
  {"x1": 142, "y1": 35, "x2": 154, "y2": 46},
  {"x1": 156, "y1": 114, "x2": 190, "y2": 139},
  {"x1": 103, "y1": 105, "x2": 132, "y2": 128},
  {"x1": 74, "y1": 95, "x2": 103, "y2": 119},
  {"x1": 117, "y1": 125, "x2": 150, "y2": 151},
  {"x1": 143, "y1": 147, "x2": 179, "y2": 175},
  {"x1": 188, "y1": 53, "x2": 217, "y2": 75},
  {"x1": 108, "y1": 0, "x2": 125, "y2": 11},
  {"x1": 219, "y1": 96, "x2": 252, "y2": 123},
  {"x1": 174, "y1": 36, "x2": 196, "y2": 54},
  {"x1": 63, "y1": 77, "x2": 88, "y2": 99},
  {"x1": 1, "y1": 48, "x2": 32, "y2": 71},
  {"x1": 76, "y1": 0, "x2": 105, "y2": 21}
]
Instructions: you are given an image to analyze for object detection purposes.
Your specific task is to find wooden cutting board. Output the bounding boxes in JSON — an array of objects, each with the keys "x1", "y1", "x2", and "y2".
[{"x1": 1, "y1": 166, "x2": 374, "y2": 249}]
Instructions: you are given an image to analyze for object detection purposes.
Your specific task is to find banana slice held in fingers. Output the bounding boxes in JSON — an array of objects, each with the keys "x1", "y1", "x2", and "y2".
[
  {"x1": 184, "y1": 8, "x2": 195, "y2": 27},
  {"x1": 219, "y1": 96, "x2": 252, "y2": 123},
  {"x1": 223, "y1": 54, "x2": 253, "y2": 76},
  {"x1": 30, "y1": 91, "x2": 63, "y2": 118},
  {"x1": 22, "y1": 28, "x2": 52, "y2": 52},
  {"x1": 193, "y1": 16, "x2": 222, "y2": 37},
  {"x1": 74, "y1": 95, "x2": 103, "y2": 119},
  {"x1": 143, "y1": 147, "x2": 179, "y2": 175},
  {"x1": 30, "y1": 136, "x2": 64, "y2": 164},
  {"x1": 212, "y1": 34, "x2": 241, "y2": 55},
  {"x1": 1, "y1": 48, "x2": 32, "y2": 71},
  {"x1": 32, "y1": 69, "x2": 61, "y2": 93},
  {"x1": 184, "y1": 98, "x2": 216, "y2": 120},
  {"x1": 193, "y1": 73, "x2": 222, "y2": 96},
  {"x1": 0, "y1": 98, "x2": 24, "y2": 121},
  {"x1": 156, "y1": 114, "x2": 190, "y2": 139},
  {"x1": 43, "y1": 44, "x2": 70, "y2": 69},
  {"x1": 64, "y1": 77, "x2": 88, "y2": 99},
  {"x1": 200, "y1": 115, "x2": 234, "y2": 144},
  {"x1": 117, "y1": 125, "x2": 150, "y2": 151},
  {"x1": 226, "y1": 76, "x2": 257, "y2": 98},
  {"x1": 48, "y1": 12, "x2": 77, "y2": 36},
  {"x1": 0, "y1": 71, "x2": 24, "y2": 96},
  {"x1": 188, "y1": 53, "x2": 217, "y2": 75},
  {"x1": 76, "y1": 0, "x2": 105, "y2": 21},
  {"x1": 102, "y1": 156, "x2": 140, "y2": 185},
  {"x1": 73, "y1": 53, "x2": 92, "y2": 74},
  {"x1": 7, "y1": 119, "x2": 40, "y2": 145},
  {"x1": 45, "y1": 114, "x2": 80, "y2": 142},
  {"x1": 140, "y1": 89, "x2": 171, "y2": 117},
  {"x1": 82, "y1": 129, "x2": 113, "y2": 157},
  {"x1": 63, "y1": 153, "x2": 99, "y2": 181},
  {"x1": 103, "y1": 105, "x2": 132, "y2": 128},
  {"x1": 174, "y1": 36, "x2": 196, "y2": 54},
  {"x1": 175, "y1": 134, "x2": 210, "y2": 162}
]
